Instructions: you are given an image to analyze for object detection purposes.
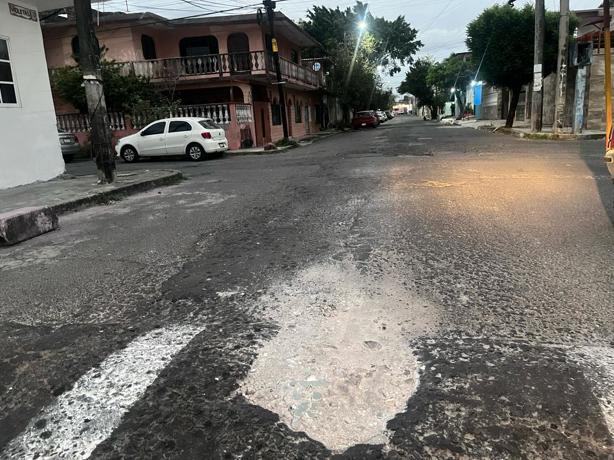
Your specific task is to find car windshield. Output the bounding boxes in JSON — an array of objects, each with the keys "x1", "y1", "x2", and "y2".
[
  {"x1": 199, "y1": 119, "x2": 221, "y2": 130},
  {"x1": 6, "y1": 2, "x2": 614, "y2": 459}
]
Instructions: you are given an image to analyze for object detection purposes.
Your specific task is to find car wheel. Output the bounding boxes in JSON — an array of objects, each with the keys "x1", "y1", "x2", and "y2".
[
  {"x1": 63, "y1": 155, "x2": 74, "y2": 163},
  {"x1": 121, "y1": 145, "x2": 139, "y2": 163},
  {"x1": 187, "y1": 143, "x2": 205, "y2": 161}
]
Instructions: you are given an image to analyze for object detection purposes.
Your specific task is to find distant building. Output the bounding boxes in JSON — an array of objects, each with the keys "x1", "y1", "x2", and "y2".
[{"x1": 0, "y1": 0, "x2": 72, "y2": 189}]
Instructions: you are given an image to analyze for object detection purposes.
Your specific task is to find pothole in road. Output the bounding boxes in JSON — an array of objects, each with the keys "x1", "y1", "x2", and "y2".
[{"x1": 239, "y1": 256, "x2": 438, "y2": 452}]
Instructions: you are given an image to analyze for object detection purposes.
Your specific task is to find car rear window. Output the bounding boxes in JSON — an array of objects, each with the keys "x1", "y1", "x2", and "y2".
[
  {"x1": 356, "y1": 111, "x2": 372, "y2": 117},
  {"x1": 199, "y1": 119, "x2": 221, "y2": 130}
]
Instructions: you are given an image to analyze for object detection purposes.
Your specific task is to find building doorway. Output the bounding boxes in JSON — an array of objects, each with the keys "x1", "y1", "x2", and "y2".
[
  {"x1": 253, "y1": 102, "x2": 271, "y2": 146},
  {"x1": 227, "y1": 33, "x2": 250, "y2": 73}
]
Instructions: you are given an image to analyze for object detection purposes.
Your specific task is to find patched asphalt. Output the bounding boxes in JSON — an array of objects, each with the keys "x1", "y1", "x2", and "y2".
[{"x1": 1, "y1": 117, "x2": 613, "y2": 459}]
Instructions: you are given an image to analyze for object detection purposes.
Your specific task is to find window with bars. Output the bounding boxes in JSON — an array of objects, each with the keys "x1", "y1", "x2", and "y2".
[{"x1": 0, "y1": 38, "x2": 18, "y2": 106}]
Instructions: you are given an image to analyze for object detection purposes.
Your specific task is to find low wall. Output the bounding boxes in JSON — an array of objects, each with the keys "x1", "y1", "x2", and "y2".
[{"x1": 59, "y1": 103, "x2": 256, "y2": 151}]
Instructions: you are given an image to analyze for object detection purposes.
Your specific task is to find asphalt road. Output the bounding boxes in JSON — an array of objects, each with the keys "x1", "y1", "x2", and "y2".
[{"x1": 1, "y1": 117, "x2": 613, "y2": 459}]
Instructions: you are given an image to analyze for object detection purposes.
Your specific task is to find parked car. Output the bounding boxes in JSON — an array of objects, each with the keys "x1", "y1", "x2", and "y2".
[
  {"x1": 375, "y1": 110, "x2": 388, "y2": 123},
  {"x1": 115, "y1": 117, "x2": 229, "y2": 162},
  {"x1": 58, "y1": 130, "x2": 80, "y2": 163},
  {"x1": 351, "y1": 111, "x2": 379, "y2": 129},
  {"x1": 385, "y1": 110, "x2": 395, "y2": 119}
]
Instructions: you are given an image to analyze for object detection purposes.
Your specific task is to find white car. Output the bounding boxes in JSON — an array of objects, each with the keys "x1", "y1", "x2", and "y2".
[{"x1": 115, "y1": 117, "x2": 229, "y2": 162}]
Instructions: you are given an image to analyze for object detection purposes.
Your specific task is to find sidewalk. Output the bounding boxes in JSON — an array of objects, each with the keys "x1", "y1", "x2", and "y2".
[
  {"x1": 450, "y1": 118, "x2": 604, "y2": 140},
  {"x1": 0, "y1": 169, "x2": 182, "y2": 215}
]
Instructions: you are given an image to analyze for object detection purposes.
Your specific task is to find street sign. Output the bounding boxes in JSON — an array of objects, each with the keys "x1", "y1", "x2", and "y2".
[{"x1": 8, "y1": 3, "x2": 38, "y2": 22}]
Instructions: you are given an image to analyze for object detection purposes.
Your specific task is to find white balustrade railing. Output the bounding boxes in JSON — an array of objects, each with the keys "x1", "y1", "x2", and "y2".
[
  {"x1": 57, "y1": 112, "x2": 125, "y2": 133},
  {"x1": 57, "y1": 104, "x2": 243, "y2": 133},
  {"x1": 235, "y1": 104, "x2": 254, "y2": 123}
]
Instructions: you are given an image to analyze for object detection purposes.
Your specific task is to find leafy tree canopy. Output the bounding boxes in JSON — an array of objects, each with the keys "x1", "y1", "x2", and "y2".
[
  {"x1": 302, "y1": 1, "x2": 422, "y2": 75},
  {"x1": 301, "y1": 1, "x2": 420, "y2": 114},
  {"x1": 398, "y1": 58, "x2": 436, "y2": 109},
  {"x1": 51, "y1": 61, "x2": 159, "y2": 113},
  {"x1": 466, "y1": 4, "x2": 562, "y2": 91},
  {"x1": 466, "y1": 4, "x2": 576, "y2": 126}
]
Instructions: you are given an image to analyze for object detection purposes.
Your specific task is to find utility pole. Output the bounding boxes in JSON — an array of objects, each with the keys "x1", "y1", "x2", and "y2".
[
  {"x1": 74, "y1": 0, "x2": 115, "y2": 183},
  {"x1": 531, "y1": 0, "x2": 545, "y2": 132},
  {"x1": 263, "y1": 0, "x2": 289, "y2": 141},
  {"x1": 553, "y1": 0, "x2": 570, "y2": 133},
  {"x1": 603, "y1": 0, "x2": 614, "y2": 162}
]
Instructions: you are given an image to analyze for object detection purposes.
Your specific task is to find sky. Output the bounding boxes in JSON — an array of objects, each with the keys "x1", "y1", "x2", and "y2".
[{"x1": 96, "y1": 0, "x2": 601, "y2": 91}]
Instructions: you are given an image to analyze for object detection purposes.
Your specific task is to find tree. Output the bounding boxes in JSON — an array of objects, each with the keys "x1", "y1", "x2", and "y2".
[
  {"x1": 427, "y1": 55, "x2": 474, "y2": 118},
  {"x1": 466, "y1": 4, "x2": 573, "y2": 127},
  {"x1": 51, "y1": 61, "x2": 158, "y2": 114},
  {"x1": 302, "y1": 2, "x2": 421, "y2": 115},
  {"x1": 398, "y1": 59, "x2": 438, "y2": 117}
]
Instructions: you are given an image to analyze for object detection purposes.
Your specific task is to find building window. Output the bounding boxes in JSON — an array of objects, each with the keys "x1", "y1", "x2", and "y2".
[
  {"x1": 180, "y1": 36, "x2": 219, "y2": 57},
  {"x1": 271, "y1": 99, "x2": 281, "y2": 125},
  {"x1": 295, "y1": 102, "x2": 302, "y2": 123},
  {"x1": 141, "y1": 34, "x2": 157, "y2": 60},
  {"x1": 0, "y1": 38, "x2": 17, "y2": 105}
]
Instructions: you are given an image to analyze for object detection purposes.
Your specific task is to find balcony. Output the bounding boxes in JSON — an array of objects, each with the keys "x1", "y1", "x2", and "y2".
[{"x1": 117, "y1": 51, "x2": 321, "y2": 89}]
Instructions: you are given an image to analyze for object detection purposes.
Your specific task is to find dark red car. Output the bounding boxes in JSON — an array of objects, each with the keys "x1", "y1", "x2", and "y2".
[{"x1": 351, "y1": 110, "x2": 379, "y2": 129}]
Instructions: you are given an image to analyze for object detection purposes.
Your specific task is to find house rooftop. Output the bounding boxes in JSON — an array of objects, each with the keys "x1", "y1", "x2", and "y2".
[{"x1": 41, "y1": 10, "x2": 321, "y2": 48}]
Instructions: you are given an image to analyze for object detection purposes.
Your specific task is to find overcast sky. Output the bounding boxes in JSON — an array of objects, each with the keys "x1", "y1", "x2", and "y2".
[{"x1": 98, "y1": 0, "x2": 601, "y2": 91}]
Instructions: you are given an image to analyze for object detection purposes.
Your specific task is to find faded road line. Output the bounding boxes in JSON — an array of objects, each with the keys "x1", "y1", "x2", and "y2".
[{"x1": 2, "y1": 324, "x2": 202, "y2": 460}]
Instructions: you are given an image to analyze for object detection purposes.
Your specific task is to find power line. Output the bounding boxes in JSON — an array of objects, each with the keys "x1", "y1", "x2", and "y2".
[
  {"x1": 43, "y1": 2, "x2": 262, "y2": 44},
  {"x1": 178, "y1": 0, "x2": 215, "y2": 11}
]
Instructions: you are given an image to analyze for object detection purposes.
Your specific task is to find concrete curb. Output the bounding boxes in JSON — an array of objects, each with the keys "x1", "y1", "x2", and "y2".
[
  {"x1": 47, "y1": 170, "x2": 184, "y2": 216},
  {"x1": 226, "y1": 145, "x2": 295, "y2": 156},
  {"x1": 512, "y1": 131, "x2": 604, "y2": 141},
  {"x1": 0, "y1": 171, "x2": 183, "y2": 246},
  {"x1": 226, "y1": 131, "x2": 344, "y2": 156},
  {"x1": 0, "y1": 207, "x2": 59, "y2": 246},
  {"x1": 470, "y1": 123, "x2": 604, "y2": 141}
]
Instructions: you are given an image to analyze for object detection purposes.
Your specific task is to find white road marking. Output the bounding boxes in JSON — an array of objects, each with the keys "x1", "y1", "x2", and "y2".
[
  {"x1": 239, "y1": 256, "x2": 438, "y2": 452},
  {"x1": 3, "y1": 324, "x2": 202, "y2": 460},
  {"x1": 572, "y1": 346, "x2": 614, "y2": 436}
]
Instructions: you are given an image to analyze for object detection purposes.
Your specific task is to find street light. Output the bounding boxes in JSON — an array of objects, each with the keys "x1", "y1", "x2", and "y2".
[{"x1": 450, "y1": 88, "x2": 456, "y2": 93}]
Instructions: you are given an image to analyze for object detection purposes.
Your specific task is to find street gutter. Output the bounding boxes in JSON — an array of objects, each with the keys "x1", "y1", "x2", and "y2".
[{"x1": 227, "y1": 130, "x2": 344, "y2": 156}]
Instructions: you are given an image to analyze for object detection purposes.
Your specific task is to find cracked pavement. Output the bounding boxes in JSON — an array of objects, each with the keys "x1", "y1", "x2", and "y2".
[{"x1": 1, "y1": 117, "x2": 613, "y2": 459}]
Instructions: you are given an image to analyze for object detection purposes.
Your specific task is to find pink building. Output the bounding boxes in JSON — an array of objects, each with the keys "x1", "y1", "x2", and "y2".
[{"x1": 42, "y1": 11, "x2": 324, "y2": 150}]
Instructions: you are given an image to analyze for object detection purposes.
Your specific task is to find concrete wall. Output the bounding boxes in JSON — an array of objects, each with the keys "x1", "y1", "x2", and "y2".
[
  {"x1": 44, "y1": 24, "x2": 142, "y2": 67},
  {"x1": 0, "y1": 0, "x2": 65, "y2": 189},
  {"x1": 586, "y1": 52, "x2": 614, "y2": 131},
  {"x1": 43, "y1": 21, "x2": 302, "y2": 67},
  {"x1": 269, "y1": 87, "x2": 319, "y2": 142},
  {"x1": 480, "y1": 85, "x2": 502, "y2": 120}
]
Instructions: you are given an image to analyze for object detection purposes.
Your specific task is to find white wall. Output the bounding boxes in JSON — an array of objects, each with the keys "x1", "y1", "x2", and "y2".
[{"x1": 0, "y1": 0, "x2": 65, "y2": 189}]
